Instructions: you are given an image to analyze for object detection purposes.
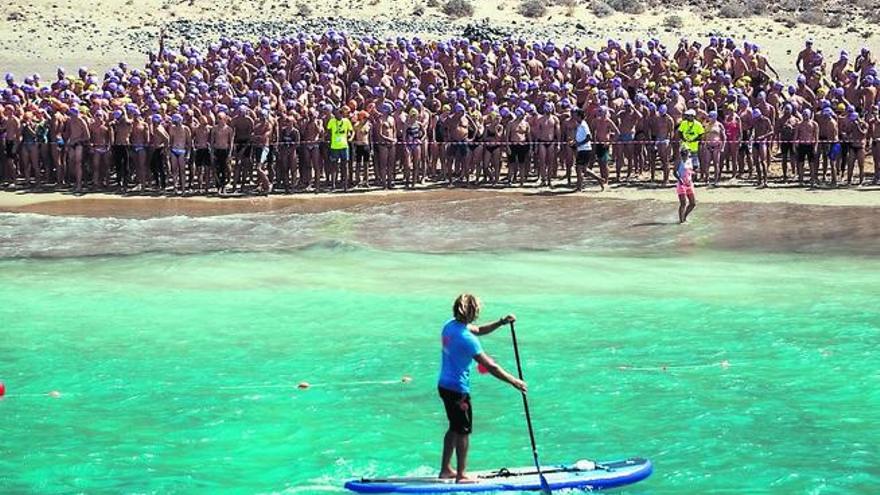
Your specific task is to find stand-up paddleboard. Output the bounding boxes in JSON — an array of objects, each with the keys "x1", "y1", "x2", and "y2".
[{"x1": 344, "y1": 457, "x2": 652, "y2": 493}]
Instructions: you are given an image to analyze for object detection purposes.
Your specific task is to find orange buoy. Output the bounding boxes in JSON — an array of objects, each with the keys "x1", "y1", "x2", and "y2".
[
  {"x1": 0, "y1": 381, "x2": 5, "y2": 397},
  {"x1": 297, "y1": 382, "x2": 310, "y2": 390}
]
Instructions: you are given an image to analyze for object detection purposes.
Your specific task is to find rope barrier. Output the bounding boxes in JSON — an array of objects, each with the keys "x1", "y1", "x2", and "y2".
[{"x1": 14, "y1": 138, "x2": 880, "y2": 150}]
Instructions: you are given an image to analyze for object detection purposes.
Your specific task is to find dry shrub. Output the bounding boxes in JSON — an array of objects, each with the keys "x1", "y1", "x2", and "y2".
[
  {"x1": 295, "y1": 1, "x2": 312, "y2": 16},
  {"x1": 746, "y1": 0, "x2": 767, "y2": 14},
  {"x1": 442, "y1": 0, "x2": 474, "y2": 18},
  {"x1": 592, "y1": 0, "x2": 614, "y2": 16},
  {"x1": 719, "y1": 2, "x2": 748, "y2": 18},
  {"x1": 825, "y1": 14, "x2": 843, "y2": 28},
  {"x1": 519, "y1": 0, "x2": 548, "y2": 17},
  {"x1": 797, "y1": 8, "x2": 825, "y2": 25},
  {"x1": 663, "y1": 14, "x2": 684, "y2": 28},
  {"x1": 607, "y1": 0, "x2": 645, "y2": 14}
]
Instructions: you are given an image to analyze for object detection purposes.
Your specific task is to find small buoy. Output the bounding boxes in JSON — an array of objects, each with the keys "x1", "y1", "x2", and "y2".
[
  {"x1": 297, "y1": 382, "x2": 310, "y2": 390},
  {"x1": 0, "y1": 381, "x2": 5, "y2": 397},
  {"x1": 720, "y1": 360, "x2": 730, "y2": 369},
  {"x1": 660, "y1": 365, "x2": 668, "y2": 372},
  {"x1": 47, "y1": 390, "x2": 61, "y2": 398},
  {"x1": 401, "y1": 375, "x2": 412, "y2": 383}
]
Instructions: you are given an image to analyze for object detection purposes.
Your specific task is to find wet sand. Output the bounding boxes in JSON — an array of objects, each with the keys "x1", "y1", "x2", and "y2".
[
  {"x1": 2, "y1": 186, "x2": 880, "y2": 259},
  {"x1": 1, "y1": 182, "x2": 879, "y2": 219}
]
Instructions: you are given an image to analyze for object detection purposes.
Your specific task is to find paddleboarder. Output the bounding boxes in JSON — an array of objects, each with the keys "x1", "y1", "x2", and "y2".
[{"x1": 438, "y1": 294, "x2": 526, "y2": 483}]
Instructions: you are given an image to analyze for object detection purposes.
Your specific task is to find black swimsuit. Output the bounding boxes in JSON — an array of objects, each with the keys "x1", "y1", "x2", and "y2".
[{"x1": 484, "y1": 129, "x2": 500, "y2": 153}]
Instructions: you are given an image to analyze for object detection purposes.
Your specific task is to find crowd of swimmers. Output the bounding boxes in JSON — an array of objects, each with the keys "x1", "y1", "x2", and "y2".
[{"x1": 1, "y1": 32, "x2": 880, "y2": 196}]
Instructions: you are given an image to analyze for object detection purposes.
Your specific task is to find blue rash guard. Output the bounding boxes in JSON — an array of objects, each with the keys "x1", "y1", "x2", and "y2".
[{"x1": 438, "y1": 319, "x2": 483, "y2": 394}]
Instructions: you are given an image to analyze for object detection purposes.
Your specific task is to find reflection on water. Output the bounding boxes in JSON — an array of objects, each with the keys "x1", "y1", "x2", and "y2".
[{"x1": 1, "y1": 197, "x2": 879, "y2": 259}]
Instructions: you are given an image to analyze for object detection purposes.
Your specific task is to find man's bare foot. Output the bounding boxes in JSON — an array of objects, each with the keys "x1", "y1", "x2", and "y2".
[
  {"x1": 456, "y1": 475, "x2": 479, "y2": 484},
  {"x1": 438, "y1": 470, "x2": 456, "y2": 480}
]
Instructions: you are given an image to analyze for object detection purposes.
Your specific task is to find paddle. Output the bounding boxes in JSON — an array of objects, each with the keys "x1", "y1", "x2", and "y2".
[{"x1": 509, "y1": 321, "x2": 552, "y2": 494}]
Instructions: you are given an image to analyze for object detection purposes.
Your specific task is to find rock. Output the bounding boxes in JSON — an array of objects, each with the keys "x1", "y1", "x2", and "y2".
[
  {"x1": 575, "y1": 22, "x2": 586, "y2": 30},
  {"x1": 7, "y1": 11, "x2": 26, "y2": 22}
]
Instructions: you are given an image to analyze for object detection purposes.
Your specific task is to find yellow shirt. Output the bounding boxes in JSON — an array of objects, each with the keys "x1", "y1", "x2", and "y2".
[
  {"x1": 678, "y1": 119, "x2": 705, "y2": 153},
  {"x1": 326, "y1": 118, "x2": 353, "y2": 150}
]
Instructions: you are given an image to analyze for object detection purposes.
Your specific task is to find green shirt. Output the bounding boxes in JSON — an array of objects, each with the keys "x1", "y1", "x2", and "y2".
[
  {"x1": 678, "y1": 119, "x2": 705, "y2": 153},
  {"x1": 326, "y1": 118, "x2": 353, "y2": 150}
]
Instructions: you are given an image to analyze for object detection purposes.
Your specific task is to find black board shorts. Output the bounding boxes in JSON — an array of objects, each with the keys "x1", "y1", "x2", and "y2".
[
  {"x1": 439, "y1": 386, "x2": 472, "y2": 434},
  {"x1": 576, "y1": 149, "x2": 594, "y2": 167},
  {"x1": 509, "y1": 144, "x2": 529, "y2": 163},
  {"x1": 796, "y1": 144, "x2": 815, "y2": 163}
]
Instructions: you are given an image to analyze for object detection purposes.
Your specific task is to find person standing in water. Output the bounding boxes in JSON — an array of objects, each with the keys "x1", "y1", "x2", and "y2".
[
  {"x1": 438, "y1": 294, "x2": 526, "y2": 483},
  {"x1": 674, "y1": 148, "x2": 696, "y2": 223}
]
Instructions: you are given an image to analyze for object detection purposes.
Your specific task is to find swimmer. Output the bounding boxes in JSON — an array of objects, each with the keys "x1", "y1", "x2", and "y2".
[{"x1": 673, "y1": 148, "x2": 696, "y2": 224}]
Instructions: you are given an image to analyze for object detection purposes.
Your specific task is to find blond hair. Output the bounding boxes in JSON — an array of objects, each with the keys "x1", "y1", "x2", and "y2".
[{"x1": 453, "y1": 293, "x2": 481, "y2": 323}]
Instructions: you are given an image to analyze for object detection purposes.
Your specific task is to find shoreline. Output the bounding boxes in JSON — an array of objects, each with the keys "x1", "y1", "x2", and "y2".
[{"x1": 2, "y1": 182, "x2": 879, "y2": 218}]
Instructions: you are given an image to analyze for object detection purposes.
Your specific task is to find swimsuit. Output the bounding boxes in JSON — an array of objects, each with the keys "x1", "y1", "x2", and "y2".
[
  {"x1": 724, "y1": 122, "x2": 739, "y2": 142},
  {"x1": 508, "y1": 143, "x2": 529, "y2": 163},
  {"x1": 280, "y1": 129, "x2": 300, "y2": 146},
  {"x1": 594, "y1": 143, "x2": 611, "y2": 162},
  {"x1": 406, "y1": 124, "x2": 425, "y2": 150},
  {"x1": 796, "y1": 143, "x2": 816, "y2": 163},
  {"x1": 171, "y1": 147, "x2": 187, "y2": 157},
  {"x1": 151, "y1": 147, "x2": 167, "y2": 189},
  {"x1": 214, "y1": 148, "x2": 230, "y2": 188},
  {"x1": 484, "y1": 130, "x2": 500, "y2": 153},
  {"x1": 195, "y1": 148, "x2": 211, "y2": 167},
  {"x1": 676, "y1": 160, "x2": 694, "y2": 195}
]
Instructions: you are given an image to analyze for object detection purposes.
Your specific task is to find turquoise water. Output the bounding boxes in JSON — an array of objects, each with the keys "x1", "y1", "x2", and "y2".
[{"x1": 1, "y1": 202, "x2": 879, "y2": 494}]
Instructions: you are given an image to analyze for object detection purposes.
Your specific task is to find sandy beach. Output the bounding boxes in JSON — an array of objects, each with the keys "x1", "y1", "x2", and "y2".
[
  {"x1": 1, "y1": 0, "x2": 879, "y2": 80},
  {"x1": 2, "y1": 1, "x2": 880, "y2": 217}
]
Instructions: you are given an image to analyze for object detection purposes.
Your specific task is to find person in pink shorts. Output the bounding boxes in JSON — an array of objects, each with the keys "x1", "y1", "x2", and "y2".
[{"x1": 674, "y1": 148, "x2": 697, "y2": 223}]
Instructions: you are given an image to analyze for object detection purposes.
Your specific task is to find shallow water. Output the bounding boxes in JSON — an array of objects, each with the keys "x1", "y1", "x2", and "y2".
[{"x1": 1, "y1": 199, "x2": 878, "y2": 494}]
